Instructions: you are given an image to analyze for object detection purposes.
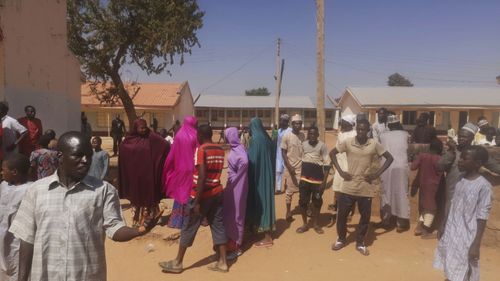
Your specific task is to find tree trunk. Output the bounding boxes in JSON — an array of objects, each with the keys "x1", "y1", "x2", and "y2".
[{"x1": 110, "y1": 72, "x2": 138, "y2": 131}]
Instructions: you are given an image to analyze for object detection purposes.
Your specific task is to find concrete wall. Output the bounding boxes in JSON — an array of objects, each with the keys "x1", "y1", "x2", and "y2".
[
  {"x1": 340, "y1": 94, "x2": 362, "y2": 117},
  {"x1": 0, "y1": 0, "x2": 81, "y2": 135}
]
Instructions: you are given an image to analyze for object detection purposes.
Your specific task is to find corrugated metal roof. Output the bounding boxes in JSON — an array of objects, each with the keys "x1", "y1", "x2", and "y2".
[
  {"x1": 195, "y1": 95, "x2": 337, "y2": 109},
  {"x1": 344, "y1": 87, "x2": 500, "y2": 107},
  {"x1": 82, "y1": 82, "x2": 187, "y2": 108}
]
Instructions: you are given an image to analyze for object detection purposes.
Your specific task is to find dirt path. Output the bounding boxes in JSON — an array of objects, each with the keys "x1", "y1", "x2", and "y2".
[{"x1": 101, "y1": 134, "x2": 500, "y2": 281}]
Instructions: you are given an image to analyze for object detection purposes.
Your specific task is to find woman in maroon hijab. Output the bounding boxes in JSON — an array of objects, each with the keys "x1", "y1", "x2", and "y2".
[{"x1": 119, "y1": 119, "x2": 170, "y2": 228}]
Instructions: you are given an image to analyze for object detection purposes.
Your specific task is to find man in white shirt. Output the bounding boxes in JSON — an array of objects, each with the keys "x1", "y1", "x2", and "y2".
[
  {"x1": 0, "y1": 102, "x2": 27, "y2": 155},
  {"x1": 371, "y1": 107, "x2": 389, "y2": 143}
]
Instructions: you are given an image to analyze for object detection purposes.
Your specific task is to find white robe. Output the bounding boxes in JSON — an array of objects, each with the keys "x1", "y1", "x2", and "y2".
[
  {"x1": 434, "y1": 176, "x2": 492, "y2": 281},
  {"x1": 379, "y1": 130, "x2": 410, "y2": 219}
]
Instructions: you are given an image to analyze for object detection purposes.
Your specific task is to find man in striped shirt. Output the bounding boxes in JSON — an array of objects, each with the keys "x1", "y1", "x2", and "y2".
[
  {"x1": 160, "y1": 124, "x2": 228, "y2": 274},
  {"x1": 296, "y1": 126, "x2": 330, "y2": 235}
]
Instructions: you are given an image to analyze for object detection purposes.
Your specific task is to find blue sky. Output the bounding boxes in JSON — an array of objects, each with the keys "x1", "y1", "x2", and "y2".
[{"x1": 128, "y1": 0, "x2": 500, "y2": 99}]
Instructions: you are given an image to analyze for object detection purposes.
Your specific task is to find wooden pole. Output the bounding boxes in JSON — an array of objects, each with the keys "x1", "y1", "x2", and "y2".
[
  {"x1": 274, "y1": 38, "x2": 281, "y2": 128},
  {"x1": 316, "y1": 0, "x2": 325, "y2": 141}
]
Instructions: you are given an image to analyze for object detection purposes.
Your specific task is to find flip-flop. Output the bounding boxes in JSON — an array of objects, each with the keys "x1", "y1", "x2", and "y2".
[
  {"x1": 159, "y1": 260, "x2": 183, "y2": 274},
  {"x1": 207, "y1": 263, "x2": 229, "y2": 273},
  {"x1": 254, "y1": 240, "x2": 273, "y2": 248},
  {"x1": 296, "y1": 226, "x2": 309, "y2": 234}
]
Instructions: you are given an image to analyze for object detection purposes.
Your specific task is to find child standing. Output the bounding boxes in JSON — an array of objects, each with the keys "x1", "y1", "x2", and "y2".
[
  {"x1": 0, "y1": 153, "x2": 31, "y2": 281},
  {"x1": 434, "y1": 145, "x2": 492, "y2": 281},
  {"x1": 410, "y1": 139, "x2": 444, "y2": 238},
  {"x1": 296, "y1": 127, "x2": 330, "y2": 234},
  {"x1": 88, "y1": 136, "x2": 109, "y2": 180},
  {"x1": 160, "y1": 124, "x2": 228, "y2": 273}
]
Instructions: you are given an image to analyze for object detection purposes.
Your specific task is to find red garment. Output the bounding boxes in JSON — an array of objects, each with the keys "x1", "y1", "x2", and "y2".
[
  {"x1": 17, "y1": 117, "x2": 42, "y2": 156},
  {"x1": 411, "y1": 153, "x2": 443, "y2": 211},
  {"x1": 118, "y1": 119, "x2": 170, "y2": 207},
  {"x1": 191, "y1": 143, "x2": 225, "y2": 199}
]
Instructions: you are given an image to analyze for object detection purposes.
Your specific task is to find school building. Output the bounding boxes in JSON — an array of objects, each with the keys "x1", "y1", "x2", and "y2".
[
  {"x1": 81, "y1": 81, "x2": 194, "y2": 135},
  {"x1": 0, "y1": 0, "x2": 82, "y2": 134},
  {"x1": 194, "y1": 95, "x2": 339, "y2": 129},
  {"x1": 339, "y1": 87, "x2": 500, "y2": 132}
]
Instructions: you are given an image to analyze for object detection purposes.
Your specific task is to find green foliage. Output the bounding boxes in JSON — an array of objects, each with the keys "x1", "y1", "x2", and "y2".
[
  {"x1": 245, "y1": 87, "x2": 271, "y2": 96},
  {"x1": 68, "y1": 0, "x2": 204, "y2": 120},
  {"x1": 387, "y1": 72, "x2": 414, "y2": 87}
]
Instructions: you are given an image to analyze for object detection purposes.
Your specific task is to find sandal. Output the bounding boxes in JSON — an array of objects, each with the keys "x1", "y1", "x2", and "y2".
[
  {"x1": 159, "y1": 260, "x2": 183, "y2": 274},
  {"x1": 254, "y1": 240, "x2": 273, "y2": 248},
  {"x1": 207, "y1": 263, "x2": 229, "y2": 273},
  {"x1": 296, "y1": 225, "x2": 309, "y2": 234},
  {"x1": 331, "y1": 239, "x2": 346, "y2": 251}
]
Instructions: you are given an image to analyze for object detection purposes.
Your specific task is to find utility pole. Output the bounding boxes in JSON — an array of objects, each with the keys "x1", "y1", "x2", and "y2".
[
  {"x1": 316, "y1": 0, "x2": 325, "y2": 141},
  {"x1": 274, "y1": 38, "x2": 282, "y2": 128}
]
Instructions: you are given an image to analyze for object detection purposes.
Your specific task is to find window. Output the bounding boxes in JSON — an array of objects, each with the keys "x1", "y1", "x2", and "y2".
[
  {"x1": 264, "y1": 110, "x2": 271, "y2": 118},
  {"x1": 402, "y1": 111, "x2": 417, "y2": 125},
  {"x1": 305, "y1": 110, "x2": 316, "y2": 118},
  {"x1": 97, "y1": 112, "x2": 108, "y2": 128},
  {"x1": 326, "y1": 110, "x2": 333, "y2": 119},
  {"x1": 242, "y1": 110, "x2": 248, "y2": 118},
  {"x1": 492, "y1": 111, "x2": 499, "y2": 128},
  {"x1": 227, "y1": 110, "x2": 233, "y2": 118},
  {"x1": 429, "y1": 111, "x2": 435, "y2": 126},
  {"x1": 459, "y1": 111, "x2": 468, "y2": 129}
]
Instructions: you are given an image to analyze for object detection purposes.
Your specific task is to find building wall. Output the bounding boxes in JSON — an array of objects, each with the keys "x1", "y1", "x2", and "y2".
[
  {"x1": 82, "y1": 107, "x2": 174, "y2": 135},
  {"x1": 340, "y1": 94, "x2": 362, "y2": 117},
  {"x1": 0, "y1": 0, "x2": 81, "y2": 135},
  {"x1": 195, "y1": 107, "x2": 336, "y2": 129}
]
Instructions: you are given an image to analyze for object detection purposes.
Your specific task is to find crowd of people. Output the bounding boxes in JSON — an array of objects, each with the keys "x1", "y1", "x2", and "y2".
[{"x1": 0, "y1": 102, "x2": 497, "y2": 281}]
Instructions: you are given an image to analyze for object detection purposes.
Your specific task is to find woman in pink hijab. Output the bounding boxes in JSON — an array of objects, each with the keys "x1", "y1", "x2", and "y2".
[{"x1": 162, "y1": 116, "x2": 198, "y2": 228}]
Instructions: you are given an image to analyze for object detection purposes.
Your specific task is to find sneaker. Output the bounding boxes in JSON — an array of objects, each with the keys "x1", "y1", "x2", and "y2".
[
  {"x1": 331, "y1": 239, "x2": 346, "y2": 251},
  {"x1": 356, "y1": 244, "x2": 370, "y2": 256}
]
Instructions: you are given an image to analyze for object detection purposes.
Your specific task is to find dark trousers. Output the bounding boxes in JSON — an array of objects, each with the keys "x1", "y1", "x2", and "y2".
[
  {"x1": 298, "y1": 181, "x2": 324, "y2": 216},
  {"x1": 336, "y1": 192, "x2": 372, "y2": 245},
  {"x1": 112, "y1": 135, "x2": 123, "y2": 155},
  {"x1": 180, "y1": 194, "x2": 227, "y2": 248}
]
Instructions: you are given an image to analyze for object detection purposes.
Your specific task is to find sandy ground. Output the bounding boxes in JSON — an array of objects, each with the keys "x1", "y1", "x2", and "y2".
[{"x1": 101, "y1": 132, "x2": 500, "y2": 281}]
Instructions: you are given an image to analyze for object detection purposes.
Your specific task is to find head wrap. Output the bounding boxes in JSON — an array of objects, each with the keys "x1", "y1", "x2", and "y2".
[
  {"x1": 387, "y1": 115, "x2": 400, "y2": 124},
  {"x1": 280, "y1": 114, "x2": 290, "y2": 121},
  {"x1": 462, "y1": 122, "x2": 479, "y2": 135},
  {"x1": 291, "y1": 114, "x2": 302, "y2": 122},
  {"x1": 477, "y1": 119, "x2": 489, "y2": 128},
  {"x1": 341, "y1": 114, "x2": 356, "y2": 126}
]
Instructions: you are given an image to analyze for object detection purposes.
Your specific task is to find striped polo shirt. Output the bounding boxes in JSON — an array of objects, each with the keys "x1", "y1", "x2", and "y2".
[{"x1": 191, "y1": 143, "x2": 225, "y2": 199}]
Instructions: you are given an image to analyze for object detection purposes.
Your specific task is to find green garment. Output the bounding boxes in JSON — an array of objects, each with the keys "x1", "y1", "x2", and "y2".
[{"x1": 246, "y1": 118, "x2": 276, "y2": 233}]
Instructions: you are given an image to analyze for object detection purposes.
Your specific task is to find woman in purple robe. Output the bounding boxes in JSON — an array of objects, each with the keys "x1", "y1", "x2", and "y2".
[
  {"x1": 223, "y1": 127, "x2": 249, "y2": 257},
  {"x1": 162, "y1": 116, "x2": 198, "y2": 229}
]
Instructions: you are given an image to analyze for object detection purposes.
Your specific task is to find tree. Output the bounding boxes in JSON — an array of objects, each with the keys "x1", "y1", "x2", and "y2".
[
  {"x1": 387, "y1": 73, "x2": 414, "y2": 87},
  {"x1": 68, "y1": 0, "x2": 204, "y2": 127},
  {"x1": 245, "y1": 87, "x2": 271, "y2": 96}
]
